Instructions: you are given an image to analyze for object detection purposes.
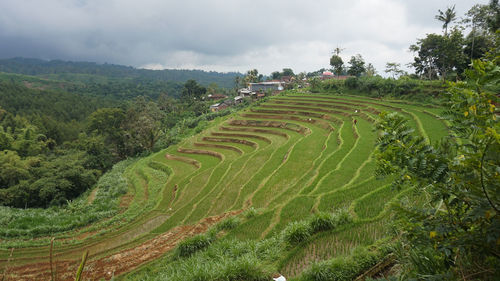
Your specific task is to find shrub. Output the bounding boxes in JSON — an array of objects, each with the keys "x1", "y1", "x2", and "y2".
[
  {"x1": 221, "y1": 254, "x2": 273, "y2": 281},
  {"x1": 215, "y1": 216, "x2": 241, "y2": 232},
  {"x1": 280, "y1": 210, "x2": 353, "y2": 247},
  {"x1": 308, "y1": 212, "x2": 337, "y2": 232},
  {"x1": 333, "y1": 208, "x2": 352, "y2": 225},
  {"x1": 175, "y1": 232, "x2": 216, "y2": 258},
  {"x1": 282, "y1": 221, "x2": 312, "y2": 245},
  {"x1": 344, "y1": 77, "x2": 358, "y2": 89},
  {"x1": 322, "y1": 79, "x2": 341, "y2": 92},
  {"x1": 242, "y1": 207, "x2": 259, "y2": 219}
]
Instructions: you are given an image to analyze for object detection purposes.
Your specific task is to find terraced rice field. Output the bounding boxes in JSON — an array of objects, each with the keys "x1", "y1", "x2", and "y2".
[{"x1": 0, "y1": 93, "x2": 447, "y2": 280}]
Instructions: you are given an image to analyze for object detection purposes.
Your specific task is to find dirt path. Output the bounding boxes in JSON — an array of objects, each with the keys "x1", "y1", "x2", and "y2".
[{"x1": 3, "y1": 210, "x2": 241, "y2": 281}]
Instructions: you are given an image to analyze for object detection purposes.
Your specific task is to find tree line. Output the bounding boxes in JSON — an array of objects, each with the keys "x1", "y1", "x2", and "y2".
[
  {"x1": 0, "y1": 58, "x2": 242, "y2": 89},
  {"x1": 0, "y1": 77, "x2": 228, "y2": 208}
]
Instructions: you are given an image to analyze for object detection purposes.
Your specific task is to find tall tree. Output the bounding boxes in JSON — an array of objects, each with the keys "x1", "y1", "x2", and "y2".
[
  {"x1": 486, "y1": 0, "x2": 500, "y2": 33},
  {"x1": 365, "y1": 63, "x2": 377, "y2": 77},
  {"x1": 234, "y1": 76, "x2": 242, "y2": 90},
  {"x1": 333, "y1": 46, "x2": 345, "y2": 56},
  {"x1": 410, "y1": 29, "x2": 467, "y2": 81},
  {"x1": 330, "y1": 55, "x2": 344, "y2": 77},
  {"x1": 347, "y1": 54, "x2": 366, "y2": 77},
  {"x1": 385, "y1": 62, "x2": 404, "y2": 79},
  {"x1": 463, "y1": 1, "x2": 500, "y2": 61},
  {"x1": 282, "y1": 68, "x2": 295, "y2": 77},
  {"x1": 206, "y1": 82, "x2": 219, "y2": 96},
  {"x1": 243, "y1": 69, "x2": 261, "y2": 85},
  {"x1": 271, "y1": 71, "x2": 281, "y2": 80},
  {"x1": 181, "y1": 80, "x2": 206, "y2": 102},
  {"x1": 122, "y1": 97, "x2": 164, "y2": 153},
  {"x1": 435, "y1": 5, "x2": 456, "y2": 36}
]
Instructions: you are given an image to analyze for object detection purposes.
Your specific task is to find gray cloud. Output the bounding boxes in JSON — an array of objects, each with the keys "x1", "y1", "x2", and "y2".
[{"x1": 0, "y1": 0, "x2": 489, "y2": 75}]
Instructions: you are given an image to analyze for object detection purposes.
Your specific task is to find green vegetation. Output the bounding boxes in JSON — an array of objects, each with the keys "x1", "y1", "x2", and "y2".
[
  {"x1": 297, "y1": 241, "x2": 392, "y2": 281},
  {"x1": 0, "y1": 86, "x2": 446, "y2": 278},
  {"x1": 100, "y1": 92, "x2": 446, "y2": 281},
  {"x1": 0, "y1": 70, "x2": 245, "y2": 209},
  {"x1": 2, "y1": 3, "x2": 497, "y2": 277},
  {"x1": 0, "y1": 57, "x2": 241, "y2": 89},
  {"x1": 374, "y1": 54, "x2": 499, "y2": 279}
]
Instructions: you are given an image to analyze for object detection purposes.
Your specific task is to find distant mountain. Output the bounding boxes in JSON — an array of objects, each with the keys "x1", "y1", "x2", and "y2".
[{"x1": 0, "y1": 58, "x2": 242, "y2": 88}]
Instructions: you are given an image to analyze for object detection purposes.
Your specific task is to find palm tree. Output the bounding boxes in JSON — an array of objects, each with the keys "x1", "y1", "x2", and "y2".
[{"x1": 435, "y1": 5, "x2": 456, "y2": 36}]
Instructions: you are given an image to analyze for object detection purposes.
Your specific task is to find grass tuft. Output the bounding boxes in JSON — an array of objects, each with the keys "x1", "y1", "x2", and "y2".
[
  {"x1": 215, "y1": 216, "x2": 241, "y2": 232},
  {"x1": 175, "y1": 231, "x2": 217, "y2": 258}
]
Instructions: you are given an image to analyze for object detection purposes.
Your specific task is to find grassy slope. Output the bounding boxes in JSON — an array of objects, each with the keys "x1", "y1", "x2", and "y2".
[
  {"x1": 124, "y1": 93, "x2": 445, "y2": 279},
  {"x1": 1, "y1": 92, "x2": 446, "y2": 280}
]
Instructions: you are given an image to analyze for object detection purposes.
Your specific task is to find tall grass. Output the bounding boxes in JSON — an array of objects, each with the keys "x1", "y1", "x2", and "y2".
[{"x1": 126, "y1": 238, "x2": 282, "y2": 281}]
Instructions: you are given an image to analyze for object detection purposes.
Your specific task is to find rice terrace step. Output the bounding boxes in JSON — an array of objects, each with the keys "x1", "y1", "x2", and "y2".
[{"x1": 0, "y1": 93, "x2": 448, "y2": 280}]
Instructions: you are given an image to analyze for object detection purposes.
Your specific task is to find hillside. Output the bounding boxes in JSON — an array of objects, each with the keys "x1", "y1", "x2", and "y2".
[
  {"x1": 0, "y1": 92, "x2": 449, "y2": 280},
  {"x1": 0, "y1": 58, "x2": 241, "y2": 89}
]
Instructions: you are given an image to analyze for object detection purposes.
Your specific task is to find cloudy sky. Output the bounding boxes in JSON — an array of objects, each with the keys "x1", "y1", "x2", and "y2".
[{"x1": 0, "y1": 0, "x2": 487, "y2": 75}]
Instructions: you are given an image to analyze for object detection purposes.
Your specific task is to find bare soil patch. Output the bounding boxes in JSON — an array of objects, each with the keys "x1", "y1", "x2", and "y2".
[{"x1": 4, "y1": 211, "x2": 241, "y2": 281}]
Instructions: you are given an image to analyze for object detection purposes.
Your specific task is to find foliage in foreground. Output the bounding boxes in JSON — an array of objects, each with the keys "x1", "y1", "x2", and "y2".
[{"x1": 374, "y1": 55, "x2": 499, "y2": 279}]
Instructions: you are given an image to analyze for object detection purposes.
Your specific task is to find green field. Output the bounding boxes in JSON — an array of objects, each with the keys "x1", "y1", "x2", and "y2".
[{"x1": 0, "y1": 92, "x2": 446, "y2": 280}]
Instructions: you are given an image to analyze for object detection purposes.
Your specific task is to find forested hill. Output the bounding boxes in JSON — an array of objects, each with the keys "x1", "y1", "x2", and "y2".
[{"x1": 0, "y1": 57, "x2": 242, "y2": 88}]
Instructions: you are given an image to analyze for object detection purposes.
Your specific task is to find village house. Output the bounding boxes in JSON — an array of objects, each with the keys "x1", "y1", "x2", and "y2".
[
  {"x1": 238, "y1": 88, "x2": 252, "y2": 97},
  {"x1": 210, "y1": 103, "x2": 228, "y2": 112},
  {"x1": 321, "y1": 71, "x2": 335, "y2": 80},
  {"x1": 206, "y1": 94, "x2": 228, "y2": 100},
  {"x1": 234, "y1": 96, "x2": 243, "y2": 104},
  {"x1": 320, "y1": 71, "x2": 352, "y2": 80},
  {"x1": 248, "y1": 81, "x2": 283, "y2": 92}
]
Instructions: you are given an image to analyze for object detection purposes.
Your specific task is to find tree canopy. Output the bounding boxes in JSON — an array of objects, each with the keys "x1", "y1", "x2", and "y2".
[
  {"x1": 347, "y1": 54, "x2": 366, "y2": 77},
  {"x1": 410, "y1": 29, "x2": 467, "y2": 80},
  {"x1": 329, "y1": 55, "x2": 344, "y2": 77}
]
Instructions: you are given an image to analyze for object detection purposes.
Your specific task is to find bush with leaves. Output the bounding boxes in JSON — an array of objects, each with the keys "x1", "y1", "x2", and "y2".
[
  {"x1": 282, "y1": 220, "x2": 312, "y2": 246},
  {"x1": 175, "y1": 230, "x2": 217, "y2": 258},
  {"x1": 374, "y1": 55, "x2": 499, "y2": 279},
  {"x1": 282, "y1": 210, "x2": 353, "y2": 246},
  {"x1": 215, "y1": 216, "x2": 241, "y2": 232}
]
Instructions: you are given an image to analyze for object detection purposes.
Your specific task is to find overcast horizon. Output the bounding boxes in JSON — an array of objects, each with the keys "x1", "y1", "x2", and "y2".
[{"x1": 0, "y1": 0, "x2": 488, "y2": 76}]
